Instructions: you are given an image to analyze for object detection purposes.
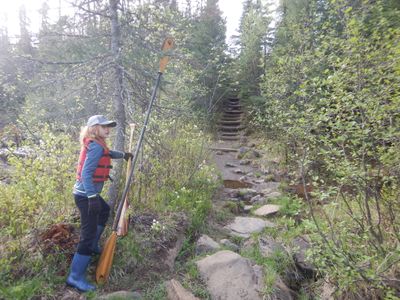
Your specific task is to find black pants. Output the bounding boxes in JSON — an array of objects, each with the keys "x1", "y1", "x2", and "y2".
[{"x1": 74, "y1": 194, "x2": 110, "y2": 255}]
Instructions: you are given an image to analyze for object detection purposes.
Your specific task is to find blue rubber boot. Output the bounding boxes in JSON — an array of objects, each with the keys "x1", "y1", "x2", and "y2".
[
  {"x1": 66, "y1": 253, "x2": 95, "y2": 292},
  {"x1": 92, "y1": 225, "x2": 105, "y2": 255}
]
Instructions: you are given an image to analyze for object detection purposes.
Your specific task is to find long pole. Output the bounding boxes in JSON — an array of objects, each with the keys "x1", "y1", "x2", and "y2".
[
  {"x1": 112, "y1": 72, "x2": 162, "y2": 231},
  {"x1": 96, "y1": 37, "x2": 174, "y2": 284}
]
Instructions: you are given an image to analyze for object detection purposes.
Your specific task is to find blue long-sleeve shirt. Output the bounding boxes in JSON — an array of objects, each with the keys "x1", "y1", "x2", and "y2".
[{"x1": 73, "y1": 140, "x2": 124, "y2": 198}]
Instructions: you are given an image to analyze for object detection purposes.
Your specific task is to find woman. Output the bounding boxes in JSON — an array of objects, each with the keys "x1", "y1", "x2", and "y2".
[{"x1": 66, "y1": 115, "x2": 132, "y2": 292}]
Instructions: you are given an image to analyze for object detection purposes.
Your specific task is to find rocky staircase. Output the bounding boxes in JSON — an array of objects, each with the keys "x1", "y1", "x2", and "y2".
[{"x1": 217, "y1": 97, "x2": 244, "y2": 142}]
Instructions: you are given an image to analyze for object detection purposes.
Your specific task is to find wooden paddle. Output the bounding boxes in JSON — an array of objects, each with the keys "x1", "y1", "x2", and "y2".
[
  {"x1": 116, "y1": 123, "x2": 136, "y2": 237},
  {"x1": 96, "y1": 37, "x2": 174, "y2": 284}
]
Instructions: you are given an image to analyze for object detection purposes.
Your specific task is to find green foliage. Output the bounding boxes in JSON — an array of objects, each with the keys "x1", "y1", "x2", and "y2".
[
  {"x1": 250, "y1": 0, "x2": 400, "y2": 295},
  {"x1": 131, "y1": 118, "x2": 219, "y2": 234},
  {"x1": 273, "y1": 196, "x2": 304, "y2": 217},
  {"x1": 0, "y1": 278, "x2": 43, "y2": 300},
  {"x1": 0, "y1": 126, "x2": 76, "y2": 238},
  {"x1": 0, "y1": 126, "x2": 76, "y2": 291},
  {"x1": 175, "y1": 259, "x2": 211, "y2": 299},
  {"x1": 234, "y1": 1, "x2": 271, "y2": 100},
  {"x1": 241, "y1": 239, "x2": 294, "y2": 296},
  {"x1": 143, "y1": 282, "x2": 167, "y2": 300}
]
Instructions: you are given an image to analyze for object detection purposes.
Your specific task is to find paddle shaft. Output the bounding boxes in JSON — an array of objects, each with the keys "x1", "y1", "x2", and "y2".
[{"x1": 112, "y1": 72, "x2": 163, "y2": 231}]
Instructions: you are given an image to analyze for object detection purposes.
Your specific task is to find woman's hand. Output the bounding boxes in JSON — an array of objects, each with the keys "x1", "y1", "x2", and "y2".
[{"x1": 124, "y1": 152, "x2": 133, "y2": 161}]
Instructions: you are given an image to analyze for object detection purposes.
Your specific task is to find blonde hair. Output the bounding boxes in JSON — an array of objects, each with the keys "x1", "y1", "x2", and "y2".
[{"x1": 79, "y1": 125, "x2": 102, "y2": 145}]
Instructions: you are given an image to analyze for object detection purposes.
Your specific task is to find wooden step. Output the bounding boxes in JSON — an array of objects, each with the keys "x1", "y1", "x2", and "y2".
[
  {"x1": 221, "y1": 116, "x2": 242, "y2": 121},
  {"x1": 220, "y1": 136, "x2": 240, "y2": 141},
  {"x1": 219, "y1": 132, "x2": 240, "y2": 136},
  {"x1": 223, "y1": 110, "x2": 243, "y2": 115},
  {"x1": 219, "y1": 120, "x2": 241, "y2": 125},
  {"x1": 218, "y1": 125, "x2": 245, "y2": 132},
  {"x1": 209, "y1": 147, "x2": 238, "y2": 152}
]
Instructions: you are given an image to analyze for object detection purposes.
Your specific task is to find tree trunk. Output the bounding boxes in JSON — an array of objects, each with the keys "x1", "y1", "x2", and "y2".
[{"x1": 107, "y1": 0, "x2": 126, "y2": 210}]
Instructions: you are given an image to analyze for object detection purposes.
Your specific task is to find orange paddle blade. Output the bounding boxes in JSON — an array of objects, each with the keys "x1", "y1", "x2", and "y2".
[
  {"x1": 96, "y1": 231, "x2": 117, "y2": 284},
  {"x1": 159, "y1": 37, "x2": 174, "y2": 73}
]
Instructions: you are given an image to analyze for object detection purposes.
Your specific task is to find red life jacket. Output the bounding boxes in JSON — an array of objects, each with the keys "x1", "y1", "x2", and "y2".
[{"x1": 76, "y1": 138, "x2": 112, "y2": 182}]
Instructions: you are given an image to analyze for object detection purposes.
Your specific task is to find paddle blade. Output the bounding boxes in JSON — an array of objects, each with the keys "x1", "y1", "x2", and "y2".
[
  {"x1": 96, "y1": 231, "x2": 117, "y2": 284},
  {"x1": 116, "y1": 200, "x2": 129, "y2": 237},
  {"x1": 159, "y1": 37, "x2": 174, "y2": 73}
]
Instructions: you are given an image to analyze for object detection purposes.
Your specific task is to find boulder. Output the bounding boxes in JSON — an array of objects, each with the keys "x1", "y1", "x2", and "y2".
[
  {"x1": 253, "y1": 205, "x2": 281, "y2": 217},
  {"x1": 165, "y1": 279, "x2": 199, "y2": 300},
  {"x1": 196, "y1": 250, "x2": 263, "y2": 300},
  {"x1": 196, "y1": 234, "x2": 220, "y2": 255},
  {"x1": 225, "y1": 217, "x2": 275, "y2": 238}
]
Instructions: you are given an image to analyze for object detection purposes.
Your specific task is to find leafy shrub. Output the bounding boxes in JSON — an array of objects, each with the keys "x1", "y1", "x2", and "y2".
[
  {"x1": 130, "y1": 118, "x2": 220, "y2": 233},
  {"x1": 0, "y1": 126, "x2": 76, "y2": 287},
  {"x1": 252, "y1": 0, "x2": 400, "y2": 296}
]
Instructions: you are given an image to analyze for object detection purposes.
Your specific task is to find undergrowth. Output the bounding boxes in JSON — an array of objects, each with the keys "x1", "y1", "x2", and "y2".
[{"x1": 0, "y1": 119, "x2": 218, "y2": 299}]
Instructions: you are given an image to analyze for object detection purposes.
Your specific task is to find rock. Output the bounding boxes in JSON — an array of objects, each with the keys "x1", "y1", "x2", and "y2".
[
  {"x1": 250, "y1": 195, "x2": 265, "y2": 204},
  {"x1": 258, "y1": 237, "x2": 285, "y2": 257},
  {"x1": 253, "y1": 179, "x2": 265, "y2": 184},
  {"x1": 225, "y1": 162, "x2": 237, "y2": 167},
  {"x1": 97, "y1": 291, "x2": 142, "y2": 300},
  {"x1": 225, "y1": 217, "x2": 275, "y2": 238},
  {"x1": 0, "y1": 148, "x2": 11, "y2": 160},
  {"x1": 243, "y1": 205, "x2": 253, "y2": 213},
  {"x1": 239, "y1": 146, "x2": 250, "y2": 155},
  {"x1": 271, "y1": 276, "x2": 296, "y2": 300},
  {"x1": 253, "y1": 204, "x2": 281, "y2": 217},
  {"x1": 224, "y1": 188, "x2": 240, "y2": 198},
  {"x1": 233, "y1": 168, "x2": 245, "y2": 174},
  {"x1": 165, "y1": 279, "x2": 199, "y2": 300},
  {"x1": 220, "y1": 239, "x2": 240, "y2": 252},
  {"x1": 238, "y1": 188, "x2": 258, "y2": 201},
  {"x1": 165, "y1": 233, "x2": 186, "y2": 271},
  {"x1": 239, "y1": 159, "x2": 251, "y2": 165},
  {"x1": 196, "y1": 234, "x2": 220, "y2": 255},
  {"x1": 291, "y1": 236, "x2": 316, "y2": 278},
  {"x1": 196, "y1": 250, "x2": 263, "y2": 300}
]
